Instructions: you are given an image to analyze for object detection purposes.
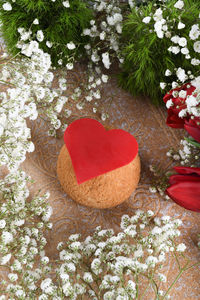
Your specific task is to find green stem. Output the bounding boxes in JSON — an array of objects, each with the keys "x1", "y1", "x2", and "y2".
[
  {"x1": 0, "y1": 264, "x2": 11, "y2": 269},
  {"x1": 151, "y1": 278, "x2": 159, "y2": 299},
  {"x1": 140, "y1": 269, "x2": 156, "y2": 300},
  {"x1": 0, "y1": 80, "x2": 15, "y2": 86},
  {"x1": 184, "y1": 261, "x2": 200, "y2": 272},
  {"x1": 162, "y1": 260, "x2": 200, "y2": 300},
  {"x1": 140, "y1": 281, "x2": 151, "y2": 300},
  {"x1": 0, "y1": 52, "x2": 20, "y2": 65},
  {"x1": 173, "y1": 251, "x2": 181, "y2": 271},
  {"x1": 184, "y1": 137, "x2": 200, "y2": 148},
  {"x1": 79, "y1": 277, "x2": 99, "y2": 300},
  {"x1": 135, "y1": 273, "x2": 139, "y2": 299},
  {"x1": 161, "y1": 261, "x2": 190, "y2": 300}
]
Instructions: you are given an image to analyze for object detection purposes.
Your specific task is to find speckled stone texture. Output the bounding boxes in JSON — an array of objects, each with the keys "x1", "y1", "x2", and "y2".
[{"x1": 57, "y1": 144, "x2": 141, "y2": 209}]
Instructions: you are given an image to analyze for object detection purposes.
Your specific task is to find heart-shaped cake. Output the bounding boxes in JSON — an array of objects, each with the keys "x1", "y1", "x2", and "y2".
[
  {"x1": 64, "y1": 118, "x2": 138, "y2": 184},
  {"x1": 57, "y1": 118, "x2": 140, "y2": 209}
]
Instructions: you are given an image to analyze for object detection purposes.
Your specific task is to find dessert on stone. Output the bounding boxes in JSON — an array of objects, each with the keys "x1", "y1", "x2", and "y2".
[{"x1": 57, "y1": 118, "x2": 140, "y2": 209}]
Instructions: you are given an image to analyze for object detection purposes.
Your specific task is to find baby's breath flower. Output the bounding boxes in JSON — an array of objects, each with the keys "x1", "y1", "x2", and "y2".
[
  {"x1": 67, "y1": 41, "x2": 76, "y2": 50},
  {"x1": 63, "y1": 1, "x2": 70, "y2": 8},
  {"x1": 83, "y1": 272, "x2": 93, "y2": 283},
  {"x1": 2, "y1": 231, "x2": 13, "y2": 244},
  {"x1": 69, "y1": 241, "x2": 82, "y2": 251},
  {"x1": 158, "y1": 273, "x2": 167, "y2": 282},
  {"x1": 149, "y1": 186, "x2": 157, "y2": 193},
  {"x1": 146, "y1": 256, "x2": 158, "y2": 267},
  {"x1": 41, "y1": 256, "x2": 49, "y2": 264},
  {"x1": 174, "y1": 0, "x2": 184, "y2": 9},
  {"x1": 8, "y1": 273, "x2": 18, "y2": 282},
  {"x1": 0, "y1": 219, "x2": 6, "y2": 228},
  {"x1": 66, "y1": 63, "x2": 74, "y2": 70},
  {"x1": 101, "y1": 112, "x2": 107, "y2": 121},
  {"x1": 36, "y1": 30, "x2": 44, "y2": 42},
  {"x1": 3, "y1": 2, "x2": 12, "y2": 11},
  {"x1": 143, "y1": 16, "x2": 151, "y2": 24},
  {"x1": 1, "y1": 253, "x2": 12, "y2": 265},
  {"x1": 33, "y1": 18, "x2": 39, "y2": 25},
  {"x1": 62, "y1": 282, "x2": 73, "y2": 297},
  {"x1": 176, "y1": 243, "x2": 187, "y2": 252}
]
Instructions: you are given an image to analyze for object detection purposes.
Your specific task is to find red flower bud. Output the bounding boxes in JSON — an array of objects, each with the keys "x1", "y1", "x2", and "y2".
[
  {"x1": 184, "y1": 118, "x2": 200, "y2": 143},
  {"x1": 169, "y1": 174, "x2": 200, "y2": 185},
  {"x1": 173, "y1": 166, "x2": 200, "y2": 176},
  {"x1": 166, "y1": 166, "x2": 200, "y2": 212},
  {"x1": 166, "y1": 181, "x2": 200, "y2": 212},
  {"x1": 166, "y1": 109, "x2": 185, "y2": 128}
]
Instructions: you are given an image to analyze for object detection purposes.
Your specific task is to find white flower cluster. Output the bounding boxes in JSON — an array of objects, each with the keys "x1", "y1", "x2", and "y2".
[
  {"x1": 164, "y1": 7, "x2": 200, "y2": 88},
  {"x1": 0, "y1": 88, "x2": 35, "y2": 171},
  {"x1": 0, "y1": 194, "x2": 189, "y2": 300},
  {"x1": 80, "y1": 0, "x2": 124, "y2": 120},
  {"x1": 83, "y1": 0, "x2": 123, "y2": 59},
  {"x1": 184, "y1": 77, "x2": 200, "y2": 117},
  {"x1": 2, "y1": 2, "x2": 12, "y2": 11},
  {"x1": 5, "y1": 0, "x2": 126, "y2": 121},
  {"x1": 63, "y1": 0, "x2": 70, "y2": 8},
  {"x1": 164, "y1": 77, "x2": 200, "y2": 167},
  {"x1": 0, "y1": 39, "x2": 71, "y2": 169},
  {"x1": 16, "y1": 19, "x2": 77, "y2": 71},
  {"x1": 15, "y1": 23, "x2": 109, "y2": 119},
  {"x1": 166, "y1": 77, "x2": 200, "y2": 120},
  {"x1": 141, "y1": 0, "x2": 200, "y2": 90},
  {"x1": 166, "y1": 137, "x2": 199, "y2": 167},
  {"x1": 0, "y1": 171, "x2": 53, "y2": 298},
  {"x1": 51, "y1": 210, "x2": 184, "y2": 300}
]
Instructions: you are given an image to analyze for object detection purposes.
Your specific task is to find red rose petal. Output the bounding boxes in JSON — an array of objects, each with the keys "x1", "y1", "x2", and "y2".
[
  {"x1": 173, "y1": 166, "x2": 200, "y2": 176},
  {"x1": 184, "y1": 122, "x2": 200, "y2": 143},
  {"x1": 166, "y1": 181, "x2": 200, "y2": 212},
  {"x1": 186, "y1": 85, "x2": 196, "y2": 95},
  {"x1": 163, "y1": 93, "x2": 172, "y2": 103},
  {"x1": 169, "y1": 174, "x2": 200, "y2": 185},
  {"x1": 166, "y1": 110, "x2": 185, "y2": 128}
]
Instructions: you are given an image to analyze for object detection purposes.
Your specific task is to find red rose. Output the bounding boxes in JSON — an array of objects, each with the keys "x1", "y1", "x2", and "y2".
[
  {"x1": 166, "y1": 166, "x2": 200, "y2": 212},
  {"x1": 184, "y1": 117, "x2": 200, "y2": 143},
  {"x1": 163, "y1": 84, "x2": 196, "y2": 128},
  {"x1": 166, "y1": 108, "x2": 185, "y2": 128}
]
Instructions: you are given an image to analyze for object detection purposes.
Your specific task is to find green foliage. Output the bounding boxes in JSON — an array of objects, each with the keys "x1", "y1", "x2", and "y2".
[
  {"x1": 118, "y1": 0, "x2": 200, "y2": 105},
  {"x1": 0, "y1": 0, "x2": 93, "y2": 66}
]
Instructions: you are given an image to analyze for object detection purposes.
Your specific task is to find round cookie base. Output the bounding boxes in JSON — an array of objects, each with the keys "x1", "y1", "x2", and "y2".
[{"x1": 57, "y1": 145, "x2": 140, "y2": 209}]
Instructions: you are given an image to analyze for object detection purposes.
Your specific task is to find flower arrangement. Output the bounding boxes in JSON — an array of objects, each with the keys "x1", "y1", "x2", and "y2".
[
  {"x1": 150, "y1": 77, "x2": 200, "y2": 212},
  {"x1": 163, "y1": 77, "x2": 200, "y2": 130},
  {"x1": 0, "y1": 0, "x2": 92, "y2": 66},
  {"x1": 118, "y1": 0, "x2": 200, "y2": 104},
  {"x1": 0, "y1": 40, "x2": 70, "y2": 171},
  {"x1": 0, "y1": 181, "x2": 197, "y2": 300},
  {"x1": 1, "y1": 0, "x2": 199, "y2": 104},
  {"x1": 0, "y1": 171, "x2": 52, "y2": 298},
  {"x1": 0, "y1": 0, "x2": 200, "y2": 298},
  {"x1": 0, "y1": 0, "x2": 126, "y2": 113},
  {"x1": 164, "y1": 77, "x2": 200, "y2": 207}
]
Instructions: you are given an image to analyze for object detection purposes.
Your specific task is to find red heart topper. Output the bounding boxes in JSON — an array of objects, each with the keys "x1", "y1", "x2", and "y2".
[{"x1": 64, "y1": 118, "x2": 138, "y2": 184}]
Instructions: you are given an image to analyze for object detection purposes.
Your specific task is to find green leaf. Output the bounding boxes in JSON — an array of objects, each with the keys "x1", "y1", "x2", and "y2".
[{"x1": 184, "y1": 137, "x2": 200, "y2": 148}]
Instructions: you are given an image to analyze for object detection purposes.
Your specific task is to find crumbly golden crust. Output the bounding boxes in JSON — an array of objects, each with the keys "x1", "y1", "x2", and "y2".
[{"x1": 57, "y1": 145, "x2": 140, "y2": 209}]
